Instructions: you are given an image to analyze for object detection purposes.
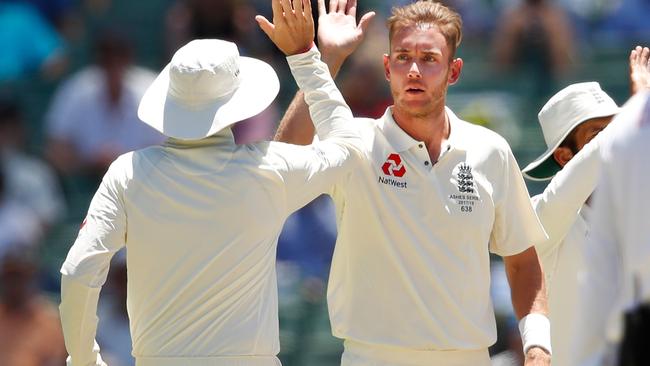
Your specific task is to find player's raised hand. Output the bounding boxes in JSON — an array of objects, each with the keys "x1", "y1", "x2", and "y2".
[
  {"x1": 256, "y1": 0, "x2": 315, "y2": 56},
  {"x1": 630, "y1": 45, "x2": 650, "y2": 95},
  {"x1": 317, "y1": 0, "x2": 375, "y2": 61}
]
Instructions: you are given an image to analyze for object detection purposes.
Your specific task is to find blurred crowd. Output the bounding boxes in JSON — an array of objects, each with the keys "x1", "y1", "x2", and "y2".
[{"x1": 0, "y1": 0, "x2": 648, "y2": 365}]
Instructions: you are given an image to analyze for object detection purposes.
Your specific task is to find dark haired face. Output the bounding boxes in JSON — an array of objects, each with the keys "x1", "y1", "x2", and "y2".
[
  {"x1": 570, "y1": 116, "x2": 613, "y2": 153},
  {"x1": 555, "y1": 116, "x2": 614, "y2": 167}
]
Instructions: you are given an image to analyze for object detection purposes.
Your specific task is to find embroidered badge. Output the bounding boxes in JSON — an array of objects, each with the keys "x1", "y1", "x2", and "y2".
[
  {"x1": 456, "y1": 163, "x2": 475, "y2": 193},
  {"x1": 449, "y1": 162, "x2": 480, "y2": 213}
]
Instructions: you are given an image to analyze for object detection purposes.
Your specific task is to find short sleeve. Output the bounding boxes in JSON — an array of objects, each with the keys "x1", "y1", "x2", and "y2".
[{"x1": 490, "y1": 146, "x2": 548, "y2": 256}]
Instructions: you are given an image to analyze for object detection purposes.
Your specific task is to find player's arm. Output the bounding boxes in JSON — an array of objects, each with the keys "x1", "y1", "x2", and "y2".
[
  {"x1": 257, "y1": 0, "x2": 363, "y2": 213},
  {"x1": 572, "y1": 145, "x2": 622, "y2": 366},
  {"x1": 273, "y1": 0, "x2": 374, "y2": 145},
  {"x1": 59, "y1": 160, "x2": 128, "y2": 366},
  {"x1": 503, "y1": 247, "x2": 551, "y2": 365}
]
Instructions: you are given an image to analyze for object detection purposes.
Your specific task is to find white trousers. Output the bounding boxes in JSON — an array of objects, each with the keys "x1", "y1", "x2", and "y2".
[
  {"x1": 341, "y1": 340, "x2": 491, "y2": 366},
  {"x1": 136, "y1": 356, "x2": 281, "y2": 366}
]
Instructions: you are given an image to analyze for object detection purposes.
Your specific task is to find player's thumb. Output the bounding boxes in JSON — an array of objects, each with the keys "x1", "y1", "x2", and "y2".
[
  {"x1": 255, "y1": 15, "x2": 275, "y2": 39},
  {"x1": 358, "y1": 12, "x2": 376, "y2": 34}
]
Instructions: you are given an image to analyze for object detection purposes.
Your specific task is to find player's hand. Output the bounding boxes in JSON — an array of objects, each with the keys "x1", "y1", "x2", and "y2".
[
  {"x1": 256, "y1": 0, "x2": 315, "y2": 56},
  {"x1": 630, "y1": 45, "x2": 650, "y2": 95},
  {"x1": 524, "y1": 346, "x2": 551, "y2": 366},
  {"x1": 316, "y1": 0, "x2": 375, "y2": 62}
]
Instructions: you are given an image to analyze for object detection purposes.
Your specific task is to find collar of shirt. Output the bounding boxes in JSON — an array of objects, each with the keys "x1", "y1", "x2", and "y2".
[
  {"x1": 163, "y1": 128, "x2": 235, "y2": 149},
  {"x1": 378, "y1": 106, "x2": 466, "y2": 161}
]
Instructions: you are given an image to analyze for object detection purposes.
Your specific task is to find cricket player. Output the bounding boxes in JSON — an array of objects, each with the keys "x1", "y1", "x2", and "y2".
[
  {"x1": 276, "y1": 1, "x2": 551, "y2": 364},
  {"x1": 58, "y1": 1, "x2": 363, "y2": 365},
  {"x1": 572, "y1": 91, "x2": 650, "y2": 365},
  {"x1": 521, "y1": 46, "x2": 650, "y2": 366}
]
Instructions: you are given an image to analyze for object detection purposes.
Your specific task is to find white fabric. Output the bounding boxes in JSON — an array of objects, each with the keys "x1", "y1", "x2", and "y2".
[
  {"x1": 531, "y1": 120, "x2": 612, "y2": 365},
  {"x1": 341, "y1": 340, "x2": 490, "y2": 366},
  {"x1": 572, "y1": 92, "x2": 650, "y2": 366},
  {"x1": 46, "y1": 66, "x2": 166, "y2": 163},
  {"x1": 531, "y1": 92, "x2": 628, "y2": 366},
  {"x1": 518, "y1": 313, "x2": 552, "y2": 355},
  {"x1": 325, "y1": 107, "x2": 547, "y2": 352},
  {"x1": 138, "y1": 40, "x2": 280, "y2": 140},
  {"x1": 136, "y1": 356, "x2": 281, "y2": 366},
  {"x1": 59, "y1": 48, "x2": 361, "y2": 364}
]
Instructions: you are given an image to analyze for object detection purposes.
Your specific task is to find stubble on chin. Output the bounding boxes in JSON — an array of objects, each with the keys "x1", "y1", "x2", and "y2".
[
  {"x1": 392, "y1": 83, "x2": 448, "y2": 120},
  {"x1": 393, "y1": 95, "x2": 446, "y2": 120}
]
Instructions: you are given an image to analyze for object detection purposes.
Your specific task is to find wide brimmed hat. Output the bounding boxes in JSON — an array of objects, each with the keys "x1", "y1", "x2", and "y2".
[
  {"x1": 138, "y1": 39, "x2": 279, "y2": 140},
  {"x1": 522, "y1": 82, "x2": 619, "y2": 181}
]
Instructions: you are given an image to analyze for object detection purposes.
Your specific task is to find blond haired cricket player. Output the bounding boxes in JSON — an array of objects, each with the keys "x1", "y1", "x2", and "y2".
[{"x1": 276, "y1": 0, "x2": 551, "y2": 365}]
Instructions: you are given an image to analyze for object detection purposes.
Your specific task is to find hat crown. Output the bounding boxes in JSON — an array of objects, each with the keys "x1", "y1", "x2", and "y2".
[
  {"x1": 168, "y1": 39, "x2": 241, "y2": 107},
  {"x1": 538, "y1": 82, "x2": 617, "y2": 148}
]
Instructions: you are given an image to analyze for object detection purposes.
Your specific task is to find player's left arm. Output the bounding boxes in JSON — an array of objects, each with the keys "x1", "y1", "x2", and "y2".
[
  {"x1": 504, "y1": 246, "x2": 551, "y2": 365},
  {"x1": 59, "y1": 158, "x2": 128, "y2": 366}
]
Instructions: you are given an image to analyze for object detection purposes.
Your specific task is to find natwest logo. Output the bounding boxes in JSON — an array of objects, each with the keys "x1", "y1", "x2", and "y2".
[{"x1": 381, "y1": 153, "x2": 406, "y2": 177}]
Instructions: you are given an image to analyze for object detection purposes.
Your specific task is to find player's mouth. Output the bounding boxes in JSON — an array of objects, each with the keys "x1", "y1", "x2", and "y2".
[{"x1": 405, "y1": 86, "x2": 425, "y2": 95}]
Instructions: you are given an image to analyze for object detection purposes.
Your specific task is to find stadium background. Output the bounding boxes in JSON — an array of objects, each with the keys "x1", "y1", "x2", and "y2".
[{"x1": 0, "y1": 0, "x2": 648, "y2": 364}]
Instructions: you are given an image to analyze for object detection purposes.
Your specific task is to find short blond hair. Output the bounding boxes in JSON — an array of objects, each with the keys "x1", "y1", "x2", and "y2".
[{"x1": 387, "y1": 1, "x2": 463, "y2": 60}]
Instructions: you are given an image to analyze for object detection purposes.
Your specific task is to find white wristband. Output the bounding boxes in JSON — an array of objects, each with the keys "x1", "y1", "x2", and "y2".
[{"x1": 518, "y1": 313, "x2": 552, "y2": 355}]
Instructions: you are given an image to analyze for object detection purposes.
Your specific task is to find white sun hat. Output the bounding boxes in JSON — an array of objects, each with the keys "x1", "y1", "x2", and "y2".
[
  {"x1": 522, "y1": 82, "x2": 620, "y2": 181},
  {"x1": 138, "y1": 39, "x2": 279, "y2": 140}
]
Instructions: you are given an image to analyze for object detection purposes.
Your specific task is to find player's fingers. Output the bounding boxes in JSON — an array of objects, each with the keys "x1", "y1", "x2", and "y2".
[
  {"x1": 317, "y1": 0, "x2": 326, "y2": 17},
  {"x1": 346, "y1": 0, "x2": 357, "y2": 17},
  {"x1": 337, "y1": 0, "x2": 346, "y2": 13},
  {"x1": 329, "y1": 0, "x2": 338, "y2": 13},
  {"x1": 255, "y1": 15, "x2": 275, "y2": 39},
  {"x1": 358, "y1": 11, "x2": 375, "y2": 33},
  {"x1": 293, "y1": 0, "x2": 302, "y2": 17},
  {"x1": 280, "y1": 0, "x2": 294, "y2": 18},
  {"x1": 303, "y1": 0, "x2": 313, "y2": 22},
  {"x1": 640, "y1": 47, "x2": 650, "y2": 64},
  {"x1": 271, "y1": 0, "x2": 284, "y2": 23}
]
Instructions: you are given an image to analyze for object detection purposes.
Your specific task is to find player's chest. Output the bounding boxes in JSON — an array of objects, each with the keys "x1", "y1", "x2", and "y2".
[{"x1": 358, "y1": 146, "x2": 496, "y2": 224}]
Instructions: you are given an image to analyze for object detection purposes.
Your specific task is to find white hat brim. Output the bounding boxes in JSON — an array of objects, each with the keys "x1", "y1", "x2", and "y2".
[
  {"x1": 138, "y1": 56, "x2": 279, "y2": 140},
  {"x1": 522, "y1": 106, "x2": 620, "y2": 181}
]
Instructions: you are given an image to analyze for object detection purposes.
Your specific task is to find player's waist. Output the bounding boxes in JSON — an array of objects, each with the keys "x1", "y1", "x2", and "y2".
[{"x1": 343, "y1": 340, "x2": 490, "y2": 365}]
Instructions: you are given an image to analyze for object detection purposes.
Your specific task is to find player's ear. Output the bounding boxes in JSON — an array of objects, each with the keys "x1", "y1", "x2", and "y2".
[
  {"x1": 383, "y1": 54, "x2": 391, "y2": 81},
  {"x1": 447, "y1": 58, "x2": 463, "y2": 85},
  {"x1": 552, "y1": 146, "x2": 574, "y2": 168}
]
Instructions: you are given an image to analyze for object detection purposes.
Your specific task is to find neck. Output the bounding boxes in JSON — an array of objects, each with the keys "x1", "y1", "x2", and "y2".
[{"x1": 392, "y1": 104, "x2": 450, "y2": 161}]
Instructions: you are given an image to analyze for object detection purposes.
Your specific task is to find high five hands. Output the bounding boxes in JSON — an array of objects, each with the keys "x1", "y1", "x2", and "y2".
[
  {"x1": 316, "y1": 0, "x2": 375, "y2": 61},
  {"x1": 256, "y1": 0, "x2": 315, "y2": 56}
]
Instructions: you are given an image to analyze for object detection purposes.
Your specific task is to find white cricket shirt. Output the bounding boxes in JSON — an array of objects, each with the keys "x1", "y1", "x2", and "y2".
[
  {"x1": 325, "y1": 107, "x2": 547, "y2": 351},
  {"x1": 573, "y1": 92, "x2": 650, "y2": 366},
  {"x1": 59, "y1": 48, "x2": 361, "y2": 365},
  {"x1": 531, "y1": 96, "x2": 626, "y2": 366}
]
